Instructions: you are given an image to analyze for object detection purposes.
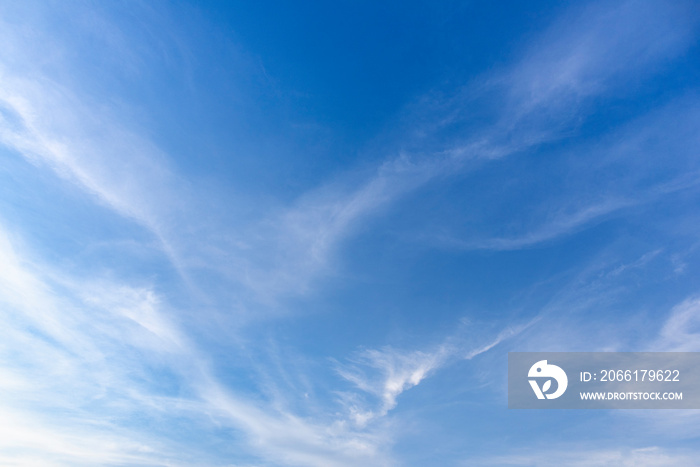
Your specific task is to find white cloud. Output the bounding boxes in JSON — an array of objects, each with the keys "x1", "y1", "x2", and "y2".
[
  {"x1": 0, "y1": 224, "x2": 199, "y2": 465},
  {"x1": 0, "y1": 1, "x2": 697, "y2": 465},
  {"x1": 501, "y1": 0, "x2": 696, "y2": 123},
  {"x1": 0, "y1": 220, "x2": 397, "y2": 466},
  {"x1": 198, "y1": 379, "x2": 393, "y2": 467},
  {"x1": 0, "y1": 74, "x2": 186, "y2": 257},
  {"x1": 438, "y1": 199, "x2": 632, "y2": 251},
  {"x1": 246, "y1": 0, "x2": 700, "y2": 287},
  {"x1": 334, "y1": 321, "x2": 531, "y2": 427},
  {"x1": 655, "y1": 297, "x2": 700, "y2": 351},
  {"x1": 429, "y1": 92, "x2": 700, "y2": 252},
  {"x1": 1, "y1": 0, "x2": 695, "y2": 304},
  {"x1": 0, "y1": 406, "x2": 184, "y2": 467},
  {"x1": 336, "y1": 345, "x2": 450, "y2": 425}
]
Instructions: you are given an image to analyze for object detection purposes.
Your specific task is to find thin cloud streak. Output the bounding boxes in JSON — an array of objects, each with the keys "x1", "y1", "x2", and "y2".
[
  {"x1": 0, "y1": 231, "x2": 190, "y2": 465},
  {"x1": 336, "y1": 345, "x2": 450, "y2": 425},
  {"x1": 0, "y1": 75, "x2": 190, "y2": 271},
  {"x1": 0, "y1": 1, "x2": 698, "y2": 465},
  {"x1": 0, "y1": 221, "x2": 395, "y2": 467},
  {"x1": 334, "y1": 319, "x2": 533, "y2": 427},
  {"x1": 436, "y1": 199, "x2": 632, "y2": 251},
  {"x1": 428, "y1": 94, "x2": 700, "y2": 252},
  {"x1": 503, "y1": 0, "x2": 696, "y2": 115},
  {"x1": 244, "y1": 0, "x2": 698, "y2": 293},
  {"x1": 654, "y1": 297, "x2": 700, "y2": 352},
  {"x1": 1, "y1": 0, "x2": 695, "y2": 303}
]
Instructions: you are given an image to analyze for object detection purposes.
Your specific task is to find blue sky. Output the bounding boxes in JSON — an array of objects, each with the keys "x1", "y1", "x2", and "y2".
[{"x1": 1, "y1": 0, "x2": 700, "y2": 465}]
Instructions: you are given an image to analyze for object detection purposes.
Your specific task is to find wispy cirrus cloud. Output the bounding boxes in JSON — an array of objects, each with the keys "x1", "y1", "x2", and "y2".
[
  {"x1": 335, "y1": 345, "x2": 450, "y2": 426},
  {"x1": 2, "y1": 0, "x2": 696, "y2": 302},
  {"x1": 501, "y1": 0, "x2": 696, "y2": 116},
  {"x1": 424, "y1": 93, "x2": 700, "y2": 252},
  {"x1": 0, "y1": 222, "x2": 195, "y2": 465},
  {"x1": 0, "y1": 37, "x2": 193, "y2": 285},
  {"x1": 1, "y1": 1, "x2": 698, "y2": 465},
  {"x1": 654, "y1": 296, "x2": 700, "y2": 352},
  {"x1": 243, "y1": 0, "x2": 699, "y2": 290},
  {"x1": 333, "y1": 320, "x2": 532, "y2": 427},
  {"x1": 434, "y1": 198, "x2": 633, "y2": 251},
  {"x1": 0, "y1": 221, "x2": 396, "y2": 467},
  {"x1": 199, "y1": 380, "x2": 393, "y2": 467},
  {"x1": 406, "y1": 0, "x2": 698, "y2": 154}
]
